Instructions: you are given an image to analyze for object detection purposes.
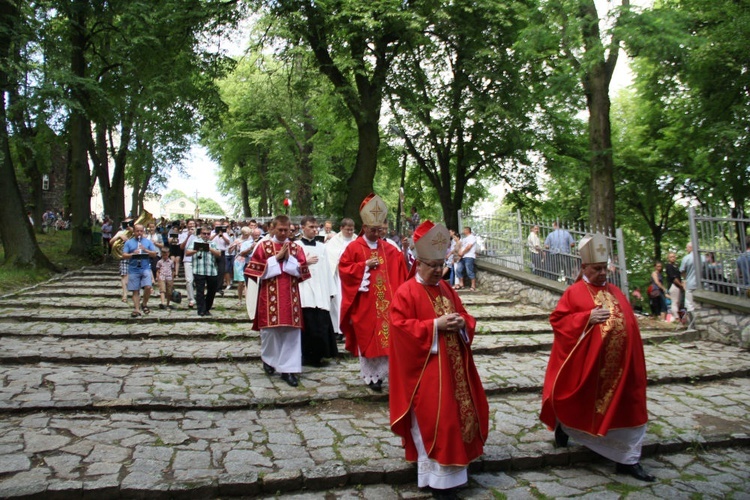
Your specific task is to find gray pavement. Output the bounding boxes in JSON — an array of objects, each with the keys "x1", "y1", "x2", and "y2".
[{"x1": 0, "y1": 264, "x2": 749, "y2": 498}]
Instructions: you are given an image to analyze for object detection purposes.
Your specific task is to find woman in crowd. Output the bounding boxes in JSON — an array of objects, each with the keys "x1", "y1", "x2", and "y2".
[{"x1": 649, "y1": 261, "x2": 669, "y2": 320}]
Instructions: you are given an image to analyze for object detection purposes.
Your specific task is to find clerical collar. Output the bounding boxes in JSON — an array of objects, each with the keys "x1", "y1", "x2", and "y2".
[
  {"x1": 300, "y1": 237, "x2": 316, "y2": 246},
  {"x1": 271, "y1": 236, "x2": 287, "y2": 244},
  {"x1": 365, "y1": 238, "x2": 378, "y2": 249},
  {"x1": 415, "y1": 274, "x2": 438, "y2": 287},
  {"x1": 582, "y1": 274, "x2": 607, "y2": 286}
]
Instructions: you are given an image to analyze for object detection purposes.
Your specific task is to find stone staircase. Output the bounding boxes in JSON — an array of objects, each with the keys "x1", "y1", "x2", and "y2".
[{"x1": 0, "y1": 265, "x2": 748, "y2": 498}]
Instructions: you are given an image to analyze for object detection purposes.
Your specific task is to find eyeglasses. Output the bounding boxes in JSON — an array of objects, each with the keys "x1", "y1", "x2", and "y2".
[
  {"x1": 418, "y1": 260, "x2": 444, "y2": 270},
  {"x1": 201, "y1": 232, "x2": 210, "y2": 235}
]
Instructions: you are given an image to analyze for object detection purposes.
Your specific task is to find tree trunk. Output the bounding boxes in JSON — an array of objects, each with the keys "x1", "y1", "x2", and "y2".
[
  {"x1": 239, "y1": 175, "x2": 252, "y2": 218},
  {"x1": 585, "y1": 66, "x2": 616, "y2": 234},
  {"x1": 296, "y1": 116, "x2": 316, "y2": 215},
  {"x1": 343, "y1": 116, "x2": 379, "y2": 225},
  {"x1": 0, "y1": 0, "x2": 56, "y2": 270},
  {"x1": 67, "y1": 0, "x2": 93, "y2": 257},
  {"x1": 258, "y1": 149, "x2": 270, "y2": 217}
]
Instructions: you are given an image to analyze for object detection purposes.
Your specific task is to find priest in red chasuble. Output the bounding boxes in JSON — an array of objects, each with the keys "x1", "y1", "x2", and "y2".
[
  {"x1": 245, "y1": 214, "x2": 311, "y2": 388},
  {"x1": 339, "y1": 194, "x2": 408, "y2": 392},
  {"x1": 390, "y1": 221, "x2": 489, "y2": 495},
  {"x1": 540, "y1": 232, "x2": 655, "y2": 482}
]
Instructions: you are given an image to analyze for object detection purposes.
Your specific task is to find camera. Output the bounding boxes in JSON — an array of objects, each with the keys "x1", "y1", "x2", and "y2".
[{"x1": 217, "y1": 226, "x2": 228, "y2": 233}]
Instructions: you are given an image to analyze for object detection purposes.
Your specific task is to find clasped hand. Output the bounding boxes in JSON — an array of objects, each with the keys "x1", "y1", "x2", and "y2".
[
  {"x1": 590, "y1": 306, "x2": 610, "y2": 324},
  {"x1": 437, "y1": 313, "x2": 464, "y2": 332},
  {"x1": 276, "y1": 242, "x2": 290, "y2": 261}
]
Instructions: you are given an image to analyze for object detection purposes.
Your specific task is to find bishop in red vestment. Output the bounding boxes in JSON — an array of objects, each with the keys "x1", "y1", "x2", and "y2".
[
  {"x1": 245, "y1": 215, "x2": 310, "y2": 387},
  {"x1": 339, "y1": 194, "x2": 407, "y2": 391},
  {"x1": 540, "y1": 233, "x2": 655, "y2": 482},
  {"x1": 390, "y1": 221, "x2": 489, "y2": 494}
]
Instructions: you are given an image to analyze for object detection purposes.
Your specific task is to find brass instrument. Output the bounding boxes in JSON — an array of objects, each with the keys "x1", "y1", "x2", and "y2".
[{"x1": 111, "y1": 210, "x2": 155, "y2": 259}]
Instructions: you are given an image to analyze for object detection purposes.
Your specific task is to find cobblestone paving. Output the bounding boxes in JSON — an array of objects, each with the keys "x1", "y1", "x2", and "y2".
[
  {"x1": 0, "y1": 341, "x2": 746, "y2": 411},
  {"x1": 0, "y1": 265, "x2": 748, "y2": 498},
  {"x1": 288, "y1": 447, "x2": 750, "y2": 499}
]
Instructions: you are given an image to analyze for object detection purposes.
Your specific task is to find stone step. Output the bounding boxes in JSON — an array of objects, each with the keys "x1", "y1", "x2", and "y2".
[
  {"x1": 0, "y1": 341, "x2": 746, "y2": 413},
  {"x1": 0, "y1": 328, "x2": 700, "y2": 364},
  {"x1": 0, "y1": 306, "x2": 253, "y2": 324},
  {"x1": 0, "y1": 303, "x2": 550, "y2": 325},
  {"x1": 0, "y1": 378, "x2": 748, "y2": 498}
]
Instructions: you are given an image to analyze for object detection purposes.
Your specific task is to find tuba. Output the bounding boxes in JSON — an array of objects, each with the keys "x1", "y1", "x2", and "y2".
[{"x1": 111, "y1": 210, "x2": 155, "y2": 259}]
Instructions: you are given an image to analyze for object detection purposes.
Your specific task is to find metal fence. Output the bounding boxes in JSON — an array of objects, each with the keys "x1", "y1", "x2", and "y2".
[
  {"x1": 690, "y1": 207, "x2": 749, "y2": 299},
  {"x1": 459, "y1": 210, "x2": 629, "y2": 296}
]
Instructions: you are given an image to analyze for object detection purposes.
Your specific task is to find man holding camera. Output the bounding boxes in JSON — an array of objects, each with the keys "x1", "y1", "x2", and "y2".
[
  {"x1": 211, "y1": 220, "x2": 232, "y2": 296},
  {"x1": 186, "y1": 225, "x2": 222, "y2": 317},
  {"x1": 122, "y1": 223, "x2": 158, "y2": 317}
]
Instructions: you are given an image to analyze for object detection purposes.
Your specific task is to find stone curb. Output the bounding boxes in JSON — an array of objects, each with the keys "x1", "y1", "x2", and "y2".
[
  {"x1": 6, "y1": 434, "x2": 749, "y2": 499},
  {"x1": 0, "y1": 333, "x2": 687, "y2": 364},
  {"x1": 1, "y1": 368, "x2": 746, "y2": 416}
]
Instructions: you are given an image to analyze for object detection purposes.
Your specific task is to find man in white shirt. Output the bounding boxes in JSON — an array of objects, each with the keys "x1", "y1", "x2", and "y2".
[
  {"x1": 527, "y1": 225, "x2": 543, "y2": 276},
  {"x1": 179, "y1": 220, "x2": 197, "y2": 308},
  {"x1": 456, "y1": 226, "x2": 477, "y2": 291}
]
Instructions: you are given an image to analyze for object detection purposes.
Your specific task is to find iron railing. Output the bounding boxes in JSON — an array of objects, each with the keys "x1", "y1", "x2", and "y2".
[
  {"x1": 459, "y1": 210, "x2": 629, "y2": 296},
  {"x1": 690, "y1": 206, "x2": 749, "y2": 299}
]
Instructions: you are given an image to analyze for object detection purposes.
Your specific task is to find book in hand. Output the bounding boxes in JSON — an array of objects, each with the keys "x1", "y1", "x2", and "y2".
[{"x1": 194, "y1": 242, "x2": 210, "y2": 252}]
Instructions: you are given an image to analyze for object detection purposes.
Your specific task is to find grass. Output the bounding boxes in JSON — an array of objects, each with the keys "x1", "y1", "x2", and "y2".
[{"x1": 0, "y1": 230, "x2": 97, "y2": 295}]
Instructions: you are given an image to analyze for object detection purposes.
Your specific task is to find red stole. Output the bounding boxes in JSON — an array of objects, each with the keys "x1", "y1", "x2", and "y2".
[
  {"x1": 389, "y1": 278, "x2": 489, "y2": 466},
  {"x1": 338, "y1": 236, "x2": 407, "y2": 357},
  {"x1": 540, "y1": 280, "x2": 648, "y2": 435},
  {"x1": 246, "y1": 239, "x2": 311, "y2": 331}
]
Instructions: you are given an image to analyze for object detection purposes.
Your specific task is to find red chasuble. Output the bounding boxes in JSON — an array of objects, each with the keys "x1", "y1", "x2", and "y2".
[
  {"x1": 389, "y1": 278, "x2": 489, "y2": 465},
  {"x1": 540, "y1": 279, "x2": 648, "y2": 436},
  {"x1": 245, "y1": 239, "x2": 311, "y2": 331},
  {"x1": 338, "y1": 236, "x2": 407, "y2": 358}
]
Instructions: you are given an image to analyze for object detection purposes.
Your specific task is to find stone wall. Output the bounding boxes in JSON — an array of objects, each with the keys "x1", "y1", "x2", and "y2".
[
  {"x1": 477, "y1": 259, "x2": 750, "y2": 348},
  {"x1": 693, "y1": 291, "x2": 750, "y2": 348},
  {"x1": 476, "y1": 261, "x2": 564, "y2": 311}
]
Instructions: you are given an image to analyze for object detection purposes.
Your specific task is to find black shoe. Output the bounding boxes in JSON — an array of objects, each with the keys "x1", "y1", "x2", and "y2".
[
  {"x1": 555, "y1": 424, "x2": 569, "y2": 447},
  {"x1": 219, "y1": 290, "x2": 224, "y2": 297},
  {"x1": 616, "y1": 462, "x2": 655, "y2": 482},
  {"x1": 198, "y1": 311, "x2": 205, "y2": 317},
  {"x1": 368, "y1": 380, "x2": 383, "y2": 392},
  {"x1": 204, "y1": 310, "x2": 212, "y2": 316},
  {"x1": 262, "y1": 362, "x2": 275, "y2": 375},
  {"x1": 281, "y1": 373, "x2": 299, "y2": 387},
  {"x1": 431, "y1": 487, "x2": 460, "y2": 500}
]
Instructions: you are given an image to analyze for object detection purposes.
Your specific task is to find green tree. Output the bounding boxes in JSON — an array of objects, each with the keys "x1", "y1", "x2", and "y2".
[
  {"x1": 627, "y1": 0, "x2": 750, "y2": 214},
  {"x1": 248, "y1": 0, "x2": 428, "y2": 223},
  {"x1": 198, "y1": 197, "x2": 225, "y2": 217},
  {"x1": 387, "y1": 0, "x2": 538, "y2": 230},
  {"x1": 523, "y1": 0, "x2": 634, "y2": 233},
  {"x1": 0, "y1": 0, "x2": 56, "y2": 269}
]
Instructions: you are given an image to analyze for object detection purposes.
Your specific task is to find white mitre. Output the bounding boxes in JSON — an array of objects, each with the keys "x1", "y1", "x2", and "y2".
[
  {"x1": 413, "y1": 221, "x2": 450, "y2": 261},
  {"x1": 359, "y1": 193, "x2": 388, "y2": 226},
  {"x1": 579, "y1": 232, "x2": 609, "y2": 264}
]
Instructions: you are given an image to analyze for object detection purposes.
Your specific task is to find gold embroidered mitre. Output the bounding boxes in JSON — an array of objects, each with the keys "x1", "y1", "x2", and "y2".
[
  {"x1": 359, "y1": 193, "x2": 388, "y2": 226},
  {"x1": 413, "y1": 221, "x2": 450, "y2": 261},
  {"x1": 579, "y1": 232, "x2": 609, "y2": 264}
]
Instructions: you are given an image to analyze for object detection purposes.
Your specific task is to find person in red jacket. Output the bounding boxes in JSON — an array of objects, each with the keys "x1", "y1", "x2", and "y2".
[
  {"x1": 540, "y1": 232, "x2": 655, "y2": 482},
  {"x1": 389, "y1": 221, "x2": 489, "y2": 498},
  {"x1": 339, "y1": 194, "x2": 407, "y2": 392}
]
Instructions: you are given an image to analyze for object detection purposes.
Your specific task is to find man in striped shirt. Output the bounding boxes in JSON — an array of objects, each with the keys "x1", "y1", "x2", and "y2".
[{"x1": 186, "y1": 225, "x2": 222, "y2": 317}]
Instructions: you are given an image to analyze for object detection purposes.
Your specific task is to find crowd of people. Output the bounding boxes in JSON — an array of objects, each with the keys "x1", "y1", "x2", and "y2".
[{"x1": 108, "y1": 197, "x2": 658, "y2": 497}]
